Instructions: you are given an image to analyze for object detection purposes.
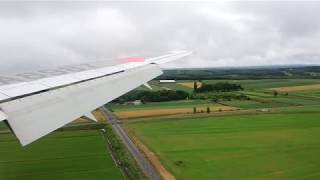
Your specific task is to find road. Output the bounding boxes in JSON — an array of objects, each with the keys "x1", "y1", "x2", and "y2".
[{"x1": 100, "y1": 107, "x2": 160, "y2": 180}]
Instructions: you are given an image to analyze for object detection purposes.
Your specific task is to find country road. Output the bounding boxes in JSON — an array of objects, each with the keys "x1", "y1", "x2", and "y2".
[{"x1": 100, "y1": 107, "x2": 160, "y2": 180}]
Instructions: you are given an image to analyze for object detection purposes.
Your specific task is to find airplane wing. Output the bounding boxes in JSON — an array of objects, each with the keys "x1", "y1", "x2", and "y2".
[{"x1": 0, "y1": 50, "x2": 192, "y2": 146}]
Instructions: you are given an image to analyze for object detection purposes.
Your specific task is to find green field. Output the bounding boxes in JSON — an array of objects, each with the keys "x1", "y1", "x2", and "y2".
[
  {"x1": 150, "y1": 81, "x2": 194, "y2": 93},
  {"x1": 0, "y1": 122, "x2": 7, "y2": 130},
  {"x1": 292, "y1": 89, "x2": 320, "y2": 98},
  {"x1": 222, "y1": 95, "x2": 320, "y2": 109},
  {"x1": 201, "y1": 79, "x2": 320, "y2": 90},
  {"x1": 220, "y1": 99, "x2": 290, "y2": 109},
  {"x1": 136, "y1": 81, "x2": 194, "y2": 93},
  {"x1": 128, "y1": 110, "x2": 320, "y2": 179},
  {"x1": 0, "y1": 130, "x2": 123, "y2": 180}
]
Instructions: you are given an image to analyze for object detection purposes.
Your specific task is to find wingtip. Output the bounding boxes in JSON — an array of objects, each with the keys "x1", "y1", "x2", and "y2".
[{"x1": 169, "y1": 50, "x2": 192, "y2": 54}]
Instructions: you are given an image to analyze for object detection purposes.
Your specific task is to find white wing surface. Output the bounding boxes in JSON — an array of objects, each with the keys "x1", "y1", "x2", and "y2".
[{"x1": 0, "y1": 51, "x2": 192, "y2": 146}]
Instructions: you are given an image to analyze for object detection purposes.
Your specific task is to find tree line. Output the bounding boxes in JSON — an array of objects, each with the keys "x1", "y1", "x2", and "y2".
[
  {"x1": 194, "y1": 82, "x2": 243, "y2": 93},
  {"x1": 112, "y1": 90, "x2": 189, "y2": 104},
  {"x1": 157, "y1": 66, "x2": 320, "y2": 80},
  {"x1": 112, "y1": 82, "x2": 245, "y2": 104}
]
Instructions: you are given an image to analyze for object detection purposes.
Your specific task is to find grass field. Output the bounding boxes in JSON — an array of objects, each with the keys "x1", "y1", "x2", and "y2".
[
  {"x1": 149, "y1": 81, "x2": 195, "y2": 93},
  {"x1": 291, "y1": 89, "x2": 320, "y2": 99},
  {"x1": 220, "y1": 99, "x2": 290, "y2": 109},
  {"x1": 0, "y1": 122, "x2": 7, "y2": 130},
  {"x1": 128, "y1": 110, "x2": 320, "y2": 180},
  {"x1": 203, "y1": 79, "x2": 320, "y2": 90},
  {"x1": 0, "y1": 130, "x2": 123, "y2": 180}
]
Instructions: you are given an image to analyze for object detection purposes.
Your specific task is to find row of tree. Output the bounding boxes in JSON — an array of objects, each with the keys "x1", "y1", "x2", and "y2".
[
  {"x1": 193, "y1": 107, "x2": 212, "y2": 114},
  {"x1": 194, "y1": 82, "x2": 243, "y2": 93},
  {"x1": 158, "y1": 66, "x2": 320, "y2": 80},
  {"x1": 113, "y1": 82, "x2": 245, "y2": 104},
  {"x1": 113, "y1": 90, "x2": 189, "y2": 104}
]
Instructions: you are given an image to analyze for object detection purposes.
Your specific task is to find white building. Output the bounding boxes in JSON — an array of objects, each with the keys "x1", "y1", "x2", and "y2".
[
  {"x1": 127, "y1": 100, "x2": 142, "y2": 105},
  {"x1": 159, "y1": 80, "x2": 176, "y2": 83}
]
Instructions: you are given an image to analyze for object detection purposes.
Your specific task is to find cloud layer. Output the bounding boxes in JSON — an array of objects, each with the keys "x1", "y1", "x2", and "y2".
[{"x1": 0, "y1": 1, "x2": 320, "y2": 73}]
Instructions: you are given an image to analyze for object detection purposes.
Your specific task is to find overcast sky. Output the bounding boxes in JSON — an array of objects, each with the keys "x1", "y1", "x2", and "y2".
[{"x1": 0, "y1": 1, "x2": 320, "y2": 73}]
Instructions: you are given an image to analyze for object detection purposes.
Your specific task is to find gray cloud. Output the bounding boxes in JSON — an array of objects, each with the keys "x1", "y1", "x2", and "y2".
[{"x1": 0, "y1": 1, "x2": 320, "y2": 73}]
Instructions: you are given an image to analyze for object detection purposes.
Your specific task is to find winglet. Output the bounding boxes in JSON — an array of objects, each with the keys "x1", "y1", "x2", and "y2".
[{"x1": 147, "y1": 50, "x2": 192, "y2": 65}]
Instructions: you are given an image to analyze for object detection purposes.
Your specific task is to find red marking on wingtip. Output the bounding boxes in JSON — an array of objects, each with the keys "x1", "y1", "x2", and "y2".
[{"x1": 119, "y1": 57, "x2": 145, "y2": 62}]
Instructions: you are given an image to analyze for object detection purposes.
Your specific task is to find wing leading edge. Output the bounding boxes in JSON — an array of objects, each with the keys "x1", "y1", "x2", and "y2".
[{"x1": 0, "y1": 51, "x2": 192, "y2": 146}]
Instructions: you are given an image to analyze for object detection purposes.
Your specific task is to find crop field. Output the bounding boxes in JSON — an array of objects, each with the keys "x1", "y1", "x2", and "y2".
[
  {"x1": 0, "y1": 130, "x2": 123, "y2": 180},
  {"x1": 127, "y1": 110, "x2": 320, "y2": 180},
  {"x1": 0, "y1": 122, "x2": 7, "y2": 130},
  {"x1": 271, "y1": 83, "x2": 320, "y2": 92},
  {"x1": 292, "y1": 89, "x2": 320, "y2": 98},
  {"x1": 110, "y1": 79, "x2": 320, "y2": 119},
  {"x1": 178, "y1": 82, "x2": 202, "y2": 89},
  {"x1": 149, "y1": 81, "x2": 195, "y2": 93},
  {"x1": 114, "y1": 105, "x2": 236, "y2": 119},
  {"x1": 222, "y1": 95, "x2": 320, "y2": 109},
  {"x1": 220, "y1": 99, "x2": 291, "y2": 109},
  {"x1": 109, "y1": 100, "x2": 214, "y2": 112}
]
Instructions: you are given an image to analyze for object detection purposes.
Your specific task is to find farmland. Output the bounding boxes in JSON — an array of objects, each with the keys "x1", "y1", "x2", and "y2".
[
  {"x1": 110, "y1": 79, "x2": 320, "y2": 119},
  {"x1": 117, "y1": 76, "x2": 320, "y2": 179},
  {"x1": 2, "y1": 67, "x2": 320, "y2": 180},
  {"x1": 178, "y1": 82, "x2": 202, "y2": 89},
  {"x1": 271, "y1": 83, "x2": 320, "y2": 92},
  {"x1": 0, "y1": 130, "x2": 124, "y2": 180},
  {"x1": 127, "y1": 109, "x2": 320, "y2": 179}
]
